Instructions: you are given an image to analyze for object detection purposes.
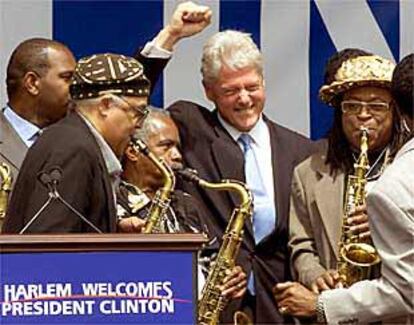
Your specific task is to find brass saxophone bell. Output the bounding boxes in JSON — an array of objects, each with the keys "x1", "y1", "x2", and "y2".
[{"x1": 233, "y1": 311, "x2": 252, "y2": 325}]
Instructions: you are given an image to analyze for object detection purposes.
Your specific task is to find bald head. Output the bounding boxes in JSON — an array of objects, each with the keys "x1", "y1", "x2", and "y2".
[{"x1": 6, "y1": 38, "x2": 72, "y2": 100}]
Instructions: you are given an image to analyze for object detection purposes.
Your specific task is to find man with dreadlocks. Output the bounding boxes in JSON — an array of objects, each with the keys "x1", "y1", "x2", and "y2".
[
  {"x1": 285, "y1": 48, "x2": 411, "y2": 298},
  {"x1": 274, "y1": 53, "x2": 414, "y2": 324}
]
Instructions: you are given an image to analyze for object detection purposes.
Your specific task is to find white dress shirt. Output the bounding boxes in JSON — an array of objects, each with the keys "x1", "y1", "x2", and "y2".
[
  {"x1": 3, "y1": 105, "x2": 40, "y2": 147},
  {"x1": 217, "y1": 113, "x2": 276, "y2": 231}
]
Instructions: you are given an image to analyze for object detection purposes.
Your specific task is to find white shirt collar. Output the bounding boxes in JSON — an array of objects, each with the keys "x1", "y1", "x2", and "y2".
[
  {"x1": 3, "y1": 105, "x2": 40, "y2": 147},
  {"x1": 78, "y1": 112, "x2": 122, "y2": 177},
  {"x1": 217, "y1": 111, "x2": 267, "y2": 147}
]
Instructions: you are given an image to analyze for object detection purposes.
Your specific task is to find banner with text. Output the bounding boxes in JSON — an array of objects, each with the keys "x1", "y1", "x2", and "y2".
[{"x1": 0, "y1": 251, "x2": 195, "y2": 324}]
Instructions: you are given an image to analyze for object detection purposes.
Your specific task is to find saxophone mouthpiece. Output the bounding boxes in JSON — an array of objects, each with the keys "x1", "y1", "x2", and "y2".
[
  {"x1": 176, "y1": 168, "x2": 201, "y2": 184},
  {"x1": 131, "y1": 136, "x2": 149, "y2": 155},
  {"x1": 359, "y1": 127, "x2": 369, "y2": 137}
]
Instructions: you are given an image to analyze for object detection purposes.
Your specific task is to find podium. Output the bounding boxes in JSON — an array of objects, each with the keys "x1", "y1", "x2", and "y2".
[{"x1": 0, "y1": 233, "x2": 206, "y2": 324}]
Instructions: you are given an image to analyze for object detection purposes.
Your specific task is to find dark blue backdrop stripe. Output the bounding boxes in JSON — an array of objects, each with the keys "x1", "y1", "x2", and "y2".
[
  {"x1": 53, "y1": 0, "x2": 164, "y2": 107},
  {"x1": 219, "y1": 0, "x2": 261, "y2": 47},
  {"x1": 367, "y1": 0, "x2": 400, "y2": 61},
  {"x1": 309, "y1": 0, "x2": 336, "y2": 140}
]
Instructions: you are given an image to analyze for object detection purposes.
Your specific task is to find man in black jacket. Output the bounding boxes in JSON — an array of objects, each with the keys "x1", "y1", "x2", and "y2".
[
  {"x1": 169, "y1": 30, "x2": 315, "y2": 323},
  {"x1": 0, "y1": 1, "x2": 211, "y2": 230},
  {"x1": 3, "y1": 54, "x2": 150, "y2": 233}
]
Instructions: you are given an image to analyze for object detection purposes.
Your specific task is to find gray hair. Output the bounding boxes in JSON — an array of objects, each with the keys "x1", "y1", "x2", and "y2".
[
  {"x1": 133, "y1": 106, "x2": 171, "y2": 142},
  {"x1": 201, "y1": 30, "x2": 263, "y2": 85}
]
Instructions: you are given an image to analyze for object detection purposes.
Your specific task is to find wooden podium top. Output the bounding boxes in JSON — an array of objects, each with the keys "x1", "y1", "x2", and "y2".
[{"x1": 0, "y1": 233, "x2": 208, "y2": 253}]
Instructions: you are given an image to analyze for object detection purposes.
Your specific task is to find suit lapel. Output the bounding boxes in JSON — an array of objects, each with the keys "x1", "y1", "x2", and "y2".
[
  {"x1": 0, "y1": 112, "x2": 28, "y2": 170},
  {"x1": 268, "y1": 121, "x2": 285, "y2": 227},
  {"x1": 314, "y1": 167, "x2": 345, "y2": 259},
  {"x1": 72, "y1": 113, "x2": 117, "y2": 232}
]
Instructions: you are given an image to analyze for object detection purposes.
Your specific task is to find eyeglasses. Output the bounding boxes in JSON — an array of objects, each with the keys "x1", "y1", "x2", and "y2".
[
  {"x1": 341, "y1": 100, "x2": 391, "y2": 116},
  {"x1": 116, "y1": 96, "x2": 149, "y2": 124}
]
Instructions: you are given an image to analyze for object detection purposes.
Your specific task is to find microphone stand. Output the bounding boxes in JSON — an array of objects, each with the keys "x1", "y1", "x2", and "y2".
[
  {"x1": 19, "y1": 168, "x2": 103, "y2": 234},
  {"x1": 19, "y1": 193, "x2": 54, "y2": 234}
]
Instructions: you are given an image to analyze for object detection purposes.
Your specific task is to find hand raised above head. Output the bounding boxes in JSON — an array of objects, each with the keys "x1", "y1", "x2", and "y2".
[
  {"x1": 153, "y1": 1, "x2": 212, "y2": 51},
  {"x1": 168, "y1": 1, "x2": 212, "y2": 39}
]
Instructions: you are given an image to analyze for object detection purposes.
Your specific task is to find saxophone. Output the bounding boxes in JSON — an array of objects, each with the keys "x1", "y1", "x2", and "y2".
[
  {"x1": 337, "y1": 127, "x2": 381, "y2": 287},
  {"x1": 129, "y1": 137, "x2": 175, "y2": 233},
  {"x1": 177, "y1": 168, "x2": 253, "y2": 325},
  {"x1": 0, "y1": 162, "x2": 13, "y2": 222}
]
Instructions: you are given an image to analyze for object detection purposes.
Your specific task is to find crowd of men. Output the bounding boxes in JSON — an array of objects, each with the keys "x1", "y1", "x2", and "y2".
[{"x1": 0, "y1": 1, "x2": 413, "y2": 324}]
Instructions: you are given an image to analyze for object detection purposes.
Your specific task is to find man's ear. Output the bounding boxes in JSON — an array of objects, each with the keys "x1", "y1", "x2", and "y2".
[
  {"x1": 23, "y1": 72, "x2": 41, "y2": 96},
  {"x1": 98, "y1": 95, "x2": 113, "y2": 117},
  {"x1": 125, "y1": 145, "x2": 140, "y2": 162},
  {"x1": 202, "y1": 80, "x2": 215, "y2": 102}
]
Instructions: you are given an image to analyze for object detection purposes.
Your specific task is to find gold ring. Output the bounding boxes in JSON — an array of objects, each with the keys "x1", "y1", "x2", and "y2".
[{"x1": 279, "y1": 306, "x2": 288, "y2": 314}]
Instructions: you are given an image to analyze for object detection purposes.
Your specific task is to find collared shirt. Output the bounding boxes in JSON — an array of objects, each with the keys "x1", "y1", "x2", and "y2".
[
  {"x1": 1, "y1": 43, "x2": 168, "y2": 149},
  {"x1": 217, "y1": 112, "x2": 276, "y2": 208},
  {"x1": 3, "y1": 105, "x2": 40, "y2": 147},
  {"x1": 78, "y1": 113, "x2": 122, "y2": 205}
]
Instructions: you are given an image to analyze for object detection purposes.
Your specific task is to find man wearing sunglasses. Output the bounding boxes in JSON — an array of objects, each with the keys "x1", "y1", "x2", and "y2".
[
  {"x1": 274, "y1": 52, "x2": 414, "y2": 325},
  {"x1": 3, "y1": 54, "x2": 151, "y2": 234},
  {"x1": 272, "y1": 50, "x2": 411, "y2": 323}
]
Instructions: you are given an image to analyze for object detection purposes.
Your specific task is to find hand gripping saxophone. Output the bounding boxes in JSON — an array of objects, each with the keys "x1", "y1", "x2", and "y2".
[
  {"x1": 337, "y1": 127, "x2": 381, "y2": 287},
  {"x1": 0, "y1": 162, "x2": 12, "y2": 221},
  {"x1": 177, "y1": 168, "x2": 253, "y2": 325},
  {"x1": 130, "y1": 137, "x2": 176, "y2": 233}
]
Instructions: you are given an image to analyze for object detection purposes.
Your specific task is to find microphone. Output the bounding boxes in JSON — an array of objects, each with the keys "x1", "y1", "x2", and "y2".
[
  {"x1": 49, "y1": 166, "x2": 62, "y2": 185},
  {"x1": 20, "y1": 166, "x2": 103, "y2": 234},
  {"x1": 37, "y1": 171, "x2": 57, "y2": 198}
]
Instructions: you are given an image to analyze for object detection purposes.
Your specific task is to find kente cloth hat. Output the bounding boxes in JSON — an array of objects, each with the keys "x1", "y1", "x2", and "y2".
[
  {"x1": 70, "y1": 53, "x2": 150, "y2": 100},
  {"x1": 319, "y1": 55, "x2": 395, "y2": 106}
]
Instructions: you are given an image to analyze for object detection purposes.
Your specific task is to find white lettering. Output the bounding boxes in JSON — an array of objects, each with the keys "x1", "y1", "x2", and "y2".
[{"x1": 3, "y1": 283, "x2": 72, "y2": 302}]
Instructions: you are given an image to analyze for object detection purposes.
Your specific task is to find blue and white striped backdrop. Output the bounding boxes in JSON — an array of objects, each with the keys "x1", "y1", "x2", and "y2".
[{"x1": 1, "y1": 0, "x2": 413, "y2": 139}]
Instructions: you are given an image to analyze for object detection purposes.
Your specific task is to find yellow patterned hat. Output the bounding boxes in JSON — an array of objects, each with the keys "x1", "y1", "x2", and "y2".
[{"x1": 319, "y1": 55, "x2": 395, "y2": 106}]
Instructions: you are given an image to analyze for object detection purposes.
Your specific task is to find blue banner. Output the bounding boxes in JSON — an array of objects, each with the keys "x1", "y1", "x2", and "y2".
[{"x1": 0, "y1": 251, "x2": 195, "y2": 324}]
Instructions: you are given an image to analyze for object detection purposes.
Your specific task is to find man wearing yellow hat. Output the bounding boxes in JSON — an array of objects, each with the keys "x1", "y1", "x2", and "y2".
[
  {"x1": 287, "y1": 49, "x2": 411, "y2": 294},
  {"x1": 273, "y1": 50, "x2": 413, "y2": 323}
]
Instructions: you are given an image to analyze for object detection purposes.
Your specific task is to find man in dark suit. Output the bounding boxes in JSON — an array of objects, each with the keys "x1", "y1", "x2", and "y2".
[
  {"x1": 0, "y1": 1, "x2": 211, "y2": 230},
  {"x1": 3, "y1": 53, "x2": 150, "y2": 234},
  {"x1": 168, "y1": 30, "x2": 315, "y2": 323}
]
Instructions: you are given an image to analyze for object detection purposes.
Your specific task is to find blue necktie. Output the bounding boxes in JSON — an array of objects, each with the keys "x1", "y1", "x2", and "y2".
[{"x1": 238, "y1": 133, "x2": 276, "y2": 294}]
